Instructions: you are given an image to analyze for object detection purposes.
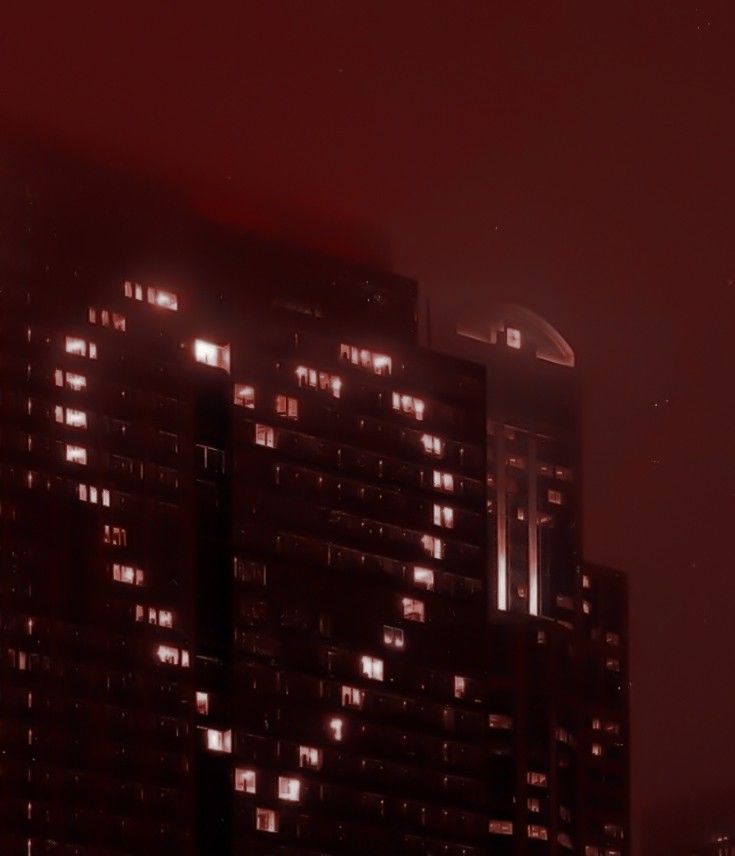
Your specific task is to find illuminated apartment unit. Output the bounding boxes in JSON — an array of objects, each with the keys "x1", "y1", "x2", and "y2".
[{"x1": 0, "y1": 162, "x2": 629, "y2": 854}]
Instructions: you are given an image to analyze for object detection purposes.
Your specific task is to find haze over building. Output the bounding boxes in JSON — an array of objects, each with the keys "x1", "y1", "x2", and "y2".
[{"x1": 0, "y1": 158, "x2": 629, "y2": 854}]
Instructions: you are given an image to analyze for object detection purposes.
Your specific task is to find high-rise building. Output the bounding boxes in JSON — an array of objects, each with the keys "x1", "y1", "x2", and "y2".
[{"x1": 0, "y1": 156, "x2": 629, "y2": 854}]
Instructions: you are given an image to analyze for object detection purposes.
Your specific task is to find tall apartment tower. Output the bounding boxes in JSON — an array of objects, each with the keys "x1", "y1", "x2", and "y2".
[{"x1": 0, "y1": 156, "x2": 629, "y2": 854}]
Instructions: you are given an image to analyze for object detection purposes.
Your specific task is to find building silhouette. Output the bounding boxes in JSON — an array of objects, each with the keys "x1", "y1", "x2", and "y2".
[{"x1": 0, "y1": 155, "x2": 628, "y2": 854}]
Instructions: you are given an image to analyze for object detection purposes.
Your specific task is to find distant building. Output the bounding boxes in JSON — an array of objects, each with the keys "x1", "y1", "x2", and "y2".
[{"x1": 0, "y1": 158, "x2": 629, "y2": 853}]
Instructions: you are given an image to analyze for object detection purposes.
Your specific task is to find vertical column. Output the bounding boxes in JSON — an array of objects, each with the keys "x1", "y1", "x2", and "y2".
[{"x1": 528, "y1": 437, "x2": 539, "y2": 616}]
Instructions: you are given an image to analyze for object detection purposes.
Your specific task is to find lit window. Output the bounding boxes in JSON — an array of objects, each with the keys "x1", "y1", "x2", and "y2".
[
  {"x1": 360, "y1": 655, "x2": 384, "y2": 681},
  {"x1": 489, "y1": 820, "x2": 513, "y2": 835},
  {"x1": 528, "y1": 825, "x2": 548, "y2": 840},
  {"x1": 527, "y1": 771, "x2": 548, "y2": 787},
  {"x1": 582, "y1": 574, "x2": 591, "y2": 589},
  {"x1": 147, "y1": 287, "x2": 178, "y2": 311},
  {"x1": 506, "y1": 327, "x2": 522, "y2": 349},
  {"x1": 65, "y1": 408, "x2": 87, "y2": 428},
  {"x1": 488, "y1": 713, "x2": 513, "y2": 730},
  {"x1": 582, "y1": 600, "x2": 591, "y2": 614},
  {"x1": 527, "y1": 797, "x2": 540, "y2": 813},
  {"x1": 278, "y1": 776, "x2": 300, "y2": 802},
  {"x1": 420, "y1": 433, "x2": 444, "y2": 457},
  {"x1": 56, "y1": 370, "x2": 87, "y2": 391},
  {"x1": 103, "y1": 524, "x2": 127, "y2": 546},
  {"x1": 156, "y1": 645, "x2": 180, "y2": 666},
  {"x1": 255, "y1": 807, "x2": 277, "y2": 833},
  {"x1": 392, "y1": 392, "x2": 425, "y2": 421},
  {"x1": 235, "y1": 768, "x2": 256, "y2": 793},
  {"x1": 255, "y1": 424, "x2": 275, "y2": 448},
  {"x1": 421, "y1": 534, "x2": 444, "y2": 559},
  {"x1": 555, "y1": 726, "x2": 570, "y2": 744},
  {"x1": 234, "y1": 384, "x2": 255, "y2": 408},
  {"x1": 112, "y1": 564, "x2": 144, "y2": 586},
  {"x1": 383, "y1": 626, "x2": 405, "y2": 649},
  {"x1": 65, "y1": 443, "x2": 88, "y2": 466},
  {"x1": 295, "y1": 365, "x2": 342, "y2": 398},
  {"x1": 413, "y1": 566, "x2": 435, "y2": 590},
  {"x1": 194, "y1": 339, "x2": 231, "y2": 372},
  {"x1": 158, "y1": 609, "x2": 173, "y2": 628},
  {"x1": 298, "y1": 746, "x2": 322, "y2": 769},
  {"x1": 592, "y1": 718, "x2": 602, "y2": 731},
  {"x1": 401, "y1": 598, "x2": 425, "y2": 622},
  {"x1": 124, "y1": 281, "x2": 143, "y2": 300},
  {"x1": 340, "y1": 344, "x2": 392, "y2": 375},
  {"x1": 196, "y1": 692, "x2": 209, "y2": 715},
  {"x1": 454, "y1": 675, "x2": 466, "y2": 699},
  {"x1": 341, "y1": 686, "x2": 364, "y2": 709},
  {"x1": 605, "y1": 631, "x2": 620, "y2": 646},
  {"x1": 206, "y1": 728, "x2": 232, "y2": 753},
  {"x1": 433, "y1": 504, "x2": 454, "y2": 528},
  {"x1": 591, "y1": 743, "x2": 603, "y2": 757},
  {"x1": 275, "y1": 395, "x2": 298, "y2": 419},
  {"x1": 65, "y1": 336, "x2": 96, "y2": 358},
  {"x1": 329, "y1": 717, "x2": 344, "y2": 741},
  {"x1": 548, "y1": 489, "x2": 563, "y2": 505},
  {"x1": 432, "y1": 470, "x2": 454, "y2": 492},
  {"x1": 606, "y1": 657, "x2": 621, "y2": 672}
]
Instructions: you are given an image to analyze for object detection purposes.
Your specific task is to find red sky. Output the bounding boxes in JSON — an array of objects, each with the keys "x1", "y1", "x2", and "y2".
[{"x1": 2, "y1": 3, "x2": 734, "y2": 848}]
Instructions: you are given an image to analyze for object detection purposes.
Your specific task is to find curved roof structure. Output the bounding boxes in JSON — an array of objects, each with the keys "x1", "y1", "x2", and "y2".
[{"x1": 458, "y1": 303, "x2": 575, "y2": 368}]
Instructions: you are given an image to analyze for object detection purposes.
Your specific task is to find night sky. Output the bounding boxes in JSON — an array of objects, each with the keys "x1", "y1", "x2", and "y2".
[{"x1": 2, "y1": 3, "x2": 734, "y2": 849}]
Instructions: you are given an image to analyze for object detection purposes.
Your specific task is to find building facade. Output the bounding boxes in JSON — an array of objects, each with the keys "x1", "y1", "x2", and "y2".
[{"x1": 0, "y1": 160, "x2": 629, "y2": 854}]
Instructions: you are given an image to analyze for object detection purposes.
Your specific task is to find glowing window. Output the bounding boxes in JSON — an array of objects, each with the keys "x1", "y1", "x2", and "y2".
[
  {"x1": 360, "y1": 655, "x2": 383, "y2": 681},
  {"x1": 235, "y1": 768, "x2": 256, "y2": 793},
  {"x1": 605, "y1": 631, "x2": 620, "y2": 646},
  {"x1": 341, "y1": 686, "x2": 364, "y2": 709},
  {"x1": 605, "y1": 657, "x2": 620, "y2": 672},
  {"x1": 527, "y1": 771, "x2": 548, "y2": 787},
  {"x1": 420, "y1": 433, "x2": 444, "y2": 457},
  {"x1": 275, "y1": 395, "x2": 298, "y2": 419},
  {"x1": 488, "y1": 714, "x2": 513, "y2": 730},
  {"x1": 147, "y1": 287, "x2": 178, "y2": 311},
  {"x1": 234, "y1": 384, "x2": 255, "y2": 408},
  {"x1": 156, "y1": 645, "x2": 180, "y2": 666},
  {"x1": 255, "y1": 424, "x2": 275, "y2": 448},
  {"x1": 278, "y1": 776, "x2": 300, "y2": 802},
  {"x1": 528, "y1": 825, "x2": 548, "y2": 840},
  {"x1": 582, "y1": 600, "x2": 591, "y2": 614},
  {"x1": 112, "y1": 564, "x2": 144, "y2": 586},
  {"x1": 124, "y1": 281, "x2": 144, "y2": 301},
  {"x1": 298, "y1": 746, "x2": 322, "y2": 770},
  {"x1": 392, "y1": 392, "x2": 425, "y2": 421},
  {"x1": 401, "y1": 598, "x2": 425, "y2": 622},
  {"x1": 433, "y1": 504, "x2": 454, "y2": 528},
  {"x1": 56, "y1": 370, "x2": 87, "y2": 391},
  {"x1": 66, "y1": 445, "x2": 87, "y2": 466},
  {"x1": 295, "y1": 365, "x2": 342, "y2": 398},
  {"x1": 196, "y1": 692, "x2": 209, "y2": 715},
  {"x1": 548, "y1": 489, "x2": 563, "y2": 505},
  {"x1": 158, "y1": 610, "x2": 173, "y2": 628},
  {"x1": 592, "y1": 718, "x2": 602, "y2": 731},
  {"x1": 413, "y1": 567, "x2": 435, "y2": 591},
  {"x1": 329, "y1": 717, "x2": 344, "y2": 741},
  {"x1": 421, "y1": 534, "x2": 444, "y2": 560},
  {"x1": 383, "y1": 626, "x2": 404, "y2": 649},
  {"x1": 103, "y1": 524, "x2": 127, "y2": 546},
  {"x1": 340, "y1": 344, "x2": 392, "y2": 375},
  {"x1": 591, "y1": 743, "x2": 603, "y2": 757},
  {"x1": 582, "y1": 574, "x2": 591, "y2": 589},
  {"x1": 527, "y1": 797, "x2": 540, "y2": 813},
  {"x1": 255, "y1": 807, "x2": 277, "y2": 833},
  {"x1": 65, "y1": 337, "x2": 94, "y2": 358},
  {"x1": 206, "y1": 728, "x2": 232, "y2": 753},
  {"x1": 506, "y1": 327, "x2": 522, "y2": 349},
  {"x1": 489, "y1": 820, "x2": 513, "y2": 835},
  {"x1": 56, "y1": 407, "x2": 87, "y2": 428},
  {"x1": 194, "y1": 339, "x2": 231, "y2": 372},
  {"x1": 432, "y1": 470, "x2": 454, "y2": 492},
  {"x1": 454, "y1": 675, "x2": 466, "y2": 699}
]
